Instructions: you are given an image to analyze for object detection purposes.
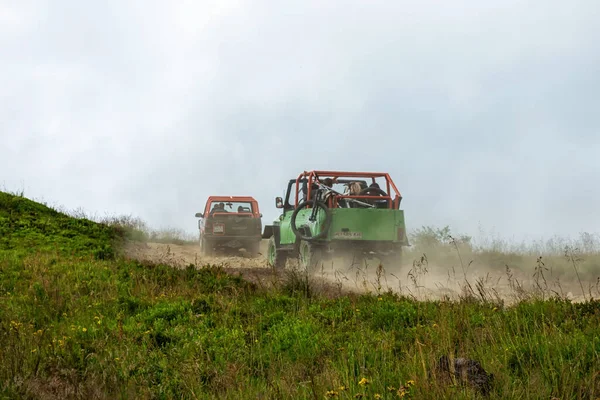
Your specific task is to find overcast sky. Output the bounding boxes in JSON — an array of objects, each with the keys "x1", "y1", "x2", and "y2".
[{"x1": 1, "y1": 0, "x2": 599, "y2": 242}]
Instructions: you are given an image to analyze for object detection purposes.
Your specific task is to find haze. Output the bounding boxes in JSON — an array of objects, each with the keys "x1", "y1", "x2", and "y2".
[{"x1": 2, "y1": 0, "x2": 599, "y2": 243}]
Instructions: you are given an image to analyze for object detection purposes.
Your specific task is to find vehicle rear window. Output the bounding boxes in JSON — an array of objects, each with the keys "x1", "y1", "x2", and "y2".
[{"x1": 209, "y1": 201, "x2": 253, "y2": 214}]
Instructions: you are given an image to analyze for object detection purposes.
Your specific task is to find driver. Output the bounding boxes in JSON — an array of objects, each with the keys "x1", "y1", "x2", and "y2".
[
  {"x1": 319, "y1": 177, "x2": 338, "y2": 204},
  {"x1": 211, "y1": 203, "x2": 228, "y2": 214},
  {"x1": 321, "y1": 177, "x2": 338, "y2": 188},
  {"x1": 366, "y1": 182, "x2": 388, "y2": 207},
  {"x1": 309, "y1": 177, "x2": 335, "y2": 201}
]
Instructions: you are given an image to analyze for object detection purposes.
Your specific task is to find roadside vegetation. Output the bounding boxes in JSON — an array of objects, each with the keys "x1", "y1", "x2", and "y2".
[{"x1": 1, "y1": 190, "x2": 599, "y2": 399}]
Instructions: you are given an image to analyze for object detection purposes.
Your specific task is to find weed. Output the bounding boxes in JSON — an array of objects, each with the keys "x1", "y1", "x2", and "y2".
[{"x1": 2, "y1": 192, "x2": 600, "y2": 399}]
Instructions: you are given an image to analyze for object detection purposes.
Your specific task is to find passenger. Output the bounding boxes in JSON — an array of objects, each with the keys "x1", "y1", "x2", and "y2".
[
  {"x1": 341, "y1": 182, "x2": 363, "y2": 208},
  {"x1": 237, "y1": 206, "x2": 244, "y2": 213},
  {"x1": 315, "y1": 178, "x2": 336, "y2": 204},
  {"x1": 211, "y1": 203, "x2": 227, "y2": 214},
  {"x1": 368, "y1": 182, "x2": 389, "y2": 208},
  {"x1": 348, "y1": 182, "x2": 362, "y2": 196}
]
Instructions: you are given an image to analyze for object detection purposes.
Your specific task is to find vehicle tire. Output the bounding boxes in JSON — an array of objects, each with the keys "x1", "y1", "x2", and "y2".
[
  {"x1": 290, "y1": 200, "x2": 332, "y2": 241},
  {"x1": 339, "y1": 250, "x2": 364, "y2": 269},
  {"x1": 298, "y1": 240, "x2": 324, "y2": 272},
  {"x1": 200, "y1": 237, "x2": 214, "y2": 257},
  {"x1": 267, "y1": 236, "x2": 287, "y2": 269},
  {"x1": 379, "y1": 249, "x2": 403, "y2": 269},
  {"x1": 247, "y1": 241, "x2": 261, "y2": 257}
]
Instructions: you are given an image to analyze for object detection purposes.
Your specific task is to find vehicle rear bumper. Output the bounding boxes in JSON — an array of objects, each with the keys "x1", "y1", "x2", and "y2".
[
  {"x1": 204, "y1": 235, "x2": 262, "y2": 248},
  {"x1": 326, "y1": 239, "x2": 408, "y2": 252}
]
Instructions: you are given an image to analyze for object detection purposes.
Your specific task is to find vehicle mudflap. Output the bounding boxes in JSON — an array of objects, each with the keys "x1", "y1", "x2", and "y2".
[
  {"x1": 263, "y1": 225, "x2": 286, "y2": 250},
  {"x1": 262, "y1": 225, "x2": 274, "y2": 239}
]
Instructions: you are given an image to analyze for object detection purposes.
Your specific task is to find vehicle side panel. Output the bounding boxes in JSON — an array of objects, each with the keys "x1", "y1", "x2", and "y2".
[
  {"x1": 327, "y1": 209, "x2": 407, "y2": 243},
  {"x1": 278, "y1": 208, "x2": 408, "y2": 245},
  {"x1": 278, "y1": 211, "x2": 297, "y2": 245}
]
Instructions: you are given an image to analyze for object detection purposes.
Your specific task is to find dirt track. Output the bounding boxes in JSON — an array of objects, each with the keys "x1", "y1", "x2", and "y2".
[
  {"x1": 121, "y1": 240, "x2": 483, "y2": 300},
  {"x1": 124, "y1": 240, "x2": 271, "y2": 269},
  {"x1": 124, "y1": 240, "x2": 591, "y2": 303},
  {"x1": 123, "y1": 239, "x2": 348, "y2": 294}
]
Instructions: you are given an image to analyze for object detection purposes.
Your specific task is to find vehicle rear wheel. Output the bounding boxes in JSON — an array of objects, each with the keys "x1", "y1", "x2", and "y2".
[
  {"x1": 379, "y1": 250, "x2": 403, "y2": 269},
  {"x1": 339, "y1": 251, "x2": 365, "y2": 269},
  {"x1": 246, "y1": 241, "x2": 261, "y2": 257},
  {"x1": 267, "y1": 236, "x2": 287, "y2": 269},
  {"x1": 200, "y1": 237, "x2": 214, "y2": 257},
  {"x1": 298, "y1": 240, "x2": 324, "y2": 272}
]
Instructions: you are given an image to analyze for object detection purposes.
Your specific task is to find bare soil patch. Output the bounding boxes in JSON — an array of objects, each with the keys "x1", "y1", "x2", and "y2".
[{"x1": 122, "y1": 240, "x2": 593, "y2": 303}]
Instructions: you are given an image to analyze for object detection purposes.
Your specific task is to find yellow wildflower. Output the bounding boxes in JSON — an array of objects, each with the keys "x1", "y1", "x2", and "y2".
[
  {"x1": 387, "y1": 386, "x2": 396, "y2": 392},
  {"x1": 82, "y1": 328, "x2": 87, "y2": 332},
  {"x1": 406, "y1": 380, "x2": 415, "y2": 387},
  {"x1": 10, "y1": 321, "x2": 22, "y2": 330},
  {"x1": 325, "y1": 390, "x2": 339, "y2": 398},
  {"x1": 338, "y1": 385, "x2": 348, "y2": 391},
  {"x1": 358, "y1": 378, "x2": 370, "y2": 386},
  {"x1": 31, "y1": 349, "x2": 37, "y2": 353},
  {"x1": 374, "y1": 394, "x2": 382, "y2": 399}
]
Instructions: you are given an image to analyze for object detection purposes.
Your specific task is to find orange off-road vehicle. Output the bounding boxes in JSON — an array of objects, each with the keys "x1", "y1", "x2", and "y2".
[{"x1": 195, "y1": 196, "x2": 263, "y2": 257}]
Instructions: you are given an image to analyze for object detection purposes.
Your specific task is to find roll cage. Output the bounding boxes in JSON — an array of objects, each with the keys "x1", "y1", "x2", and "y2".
[
  {"x1": 286, "y1": 170, "x2": 403, "y2": 210},
  {"x1": 201, "y1": 196, "x2": 261, "y2": 218}
]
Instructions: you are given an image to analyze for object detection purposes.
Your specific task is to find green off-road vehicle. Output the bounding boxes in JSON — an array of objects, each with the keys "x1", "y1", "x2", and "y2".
[
  {"x1": 262, "y1": 170, "x2": 409, "y2": 270},
  {"x1": 195, "y1": 196, "x2": 263, "y2": 257}
]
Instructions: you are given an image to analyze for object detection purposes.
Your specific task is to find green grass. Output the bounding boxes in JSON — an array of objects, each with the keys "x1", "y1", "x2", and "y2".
[
  {"x1": 98, "y1": 214, "x2": 197, "y2": 246},
  {"x1": 1, "y1": 191, "x2": 599, "y2": 399},
  {"x1": 0, "y1": 191, "x2": 120, "y2": 260}
]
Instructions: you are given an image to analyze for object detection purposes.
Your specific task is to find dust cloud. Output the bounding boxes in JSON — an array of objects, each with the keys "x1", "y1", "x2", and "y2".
[{"x1": 124, "y1": 240, "x2": 599, "y2": 304}]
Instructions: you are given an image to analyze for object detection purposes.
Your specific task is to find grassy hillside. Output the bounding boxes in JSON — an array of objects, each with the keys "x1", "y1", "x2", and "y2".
[
  {"x1": 1, "y1": 192, "x2": 599, "y2": 399},
  {"x1": 0, "y1": 192, "x2": 119, "y2": 259}
]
